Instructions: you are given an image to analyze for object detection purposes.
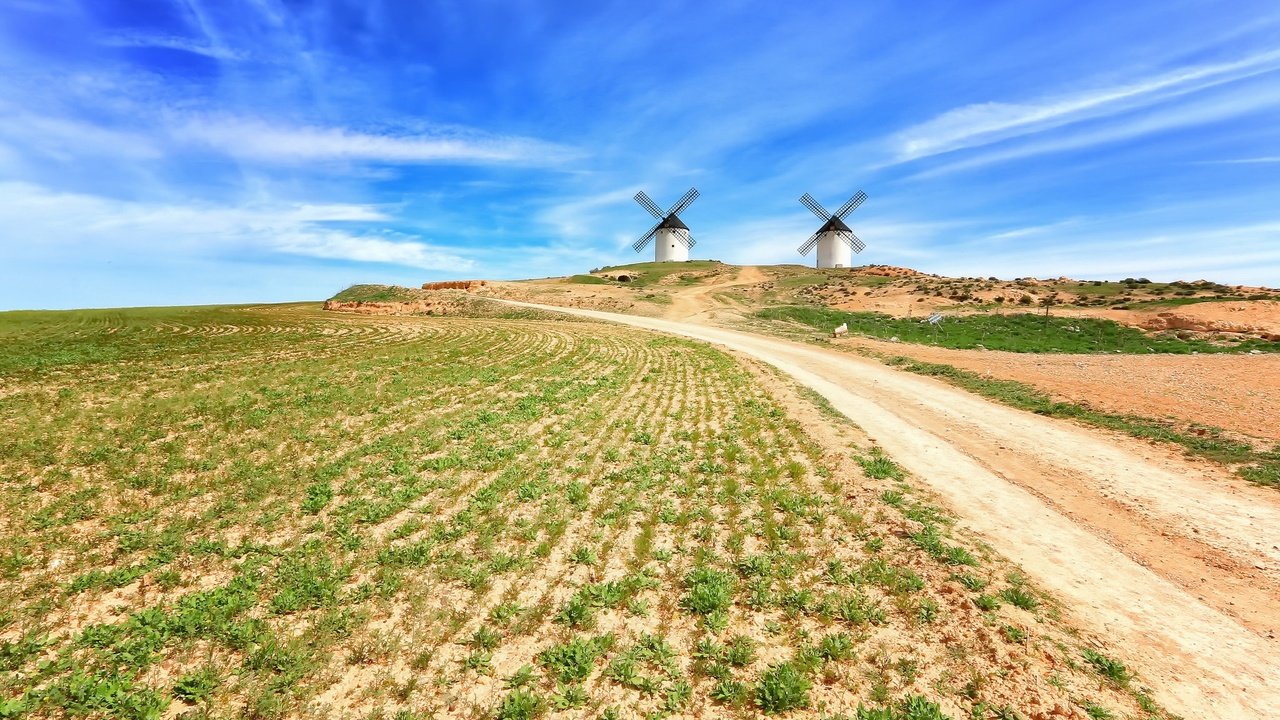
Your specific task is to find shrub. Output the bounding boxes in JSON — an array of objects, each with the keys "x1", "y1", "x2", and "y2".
[
  {"x1": 756, "y1": 662, "x2": 811, "y2": 713},
  {"x1": 1082, "y1": 649, "x2": 1131, "y2": 685},
  {"x1": 496, "y1": 689, "x2": 543, "y2": 720},
  {"x1": 682, "y1": 567, "x2": 735, "y2": 615},
  {"x1": 537, "y1": 635, "x2": 610, "y2": 683},
  {"x1": 1000, "y1": 587, "x2": 1038, "y2": 611}
]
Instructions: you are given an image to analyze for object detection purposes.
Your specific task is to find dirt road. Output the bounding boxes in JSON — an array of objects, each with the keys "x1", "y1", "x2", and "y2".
[
  {"x1": 664, "y1": 264, "x2": 766, "y2": 320},
  {"x1": 498, "y1": 298, "x2": 1280, "y2": 719}
]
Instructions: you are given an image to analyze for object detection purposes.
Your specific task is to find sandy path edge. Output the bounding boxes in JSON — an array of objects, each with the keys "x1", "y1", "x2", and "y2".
[{"x1": 495, "y1": 298, "x2": 1280, "y2": 720}]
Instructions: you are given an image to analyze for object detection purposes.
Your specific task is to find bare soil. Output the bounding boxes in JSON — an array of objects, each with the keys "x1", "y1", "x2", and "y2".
[
  {"x1": 838, "y1": 337, "x2": 1280, "y2": 443},
  {"x1": 498, "y1": 295, "x2": 1280, "y2": 720}
]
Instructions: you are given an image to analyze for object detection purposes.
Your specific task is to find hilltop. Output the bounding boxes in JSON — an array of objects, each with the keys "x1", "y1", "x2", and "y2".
[
  {"x1": 329, "y1": 263, "x2": 1280, "y2": 343},
  {"x1": 326, "y1": 262, "x2": 1280, "y2": 481}
]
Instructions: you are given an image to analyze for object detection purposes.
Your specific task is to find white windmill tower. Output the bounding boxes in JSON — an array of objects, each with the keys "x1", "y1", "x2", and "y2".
[
  {"x1": 797, "y1": 190, "x2": 868, "y2": 268},
  {"x1": 632, "y1": 188, "x2": 699, "y2": 262}
]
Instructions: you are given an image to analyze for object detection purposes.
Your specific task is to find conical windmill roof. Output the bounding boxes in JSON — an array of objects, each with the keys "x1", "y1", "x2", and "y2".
[
  {"x1": 818, "y1": 216, "x2": 851, "y2": 234},
  {"x1": 659, "y1": 214, "x2": 689, "y2": 230}
]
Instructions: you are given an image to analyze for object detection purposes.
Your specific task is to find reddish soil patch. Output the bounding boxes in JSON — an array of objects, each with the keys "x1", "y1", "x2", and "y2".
[
  {"x1": 421, "y1": 280, "x2": 488, "y2": 291},
  {"x1": 842, "y1": 337, "x2": 1280, "y2": 443}
]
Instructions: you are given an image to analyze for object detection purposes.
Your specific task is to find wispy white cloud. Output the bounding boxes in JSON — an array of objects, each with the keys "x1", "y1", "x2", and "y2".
[
  {"x1": 889, "y1": 49, "x2": 1280, "y2": 163},
  {"x1": 982, "y1": 219, "x2": 1084, "y2": 242},
  {"x1": 0, "y1": 109, "x2": 162, "y2": 162},
  {"x1": 1199, "y1": 156, "x2": 1280, "y2": 164},
  {"x1": 275, "y1": 231, "x2": 473, "y2": 270},
  {"x1": 0, "y1": 182, "x2": 468, "y2": 271},
  {"x1": 537, "y1": 187, "x2": 645, "y2": 241},
  {"x1": 177, "y1": 116, "x2": 579, "y2": 167},
  {"x1": 907, "y1": 84, "x2": 1280, "y2": 178},
  {"x1": 928, "y1": 220, "x2": 1280, "y2": 286},
  {"x1": 101, "y1": 33, "x2": 246, "y2": 60}
]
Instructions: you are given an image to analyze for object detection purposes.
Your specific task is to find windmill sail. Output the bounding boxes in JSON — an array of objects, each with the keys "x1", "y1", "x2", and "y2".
[{"x1": 798, "y1": 190, "x2": 868, "y2": 266}]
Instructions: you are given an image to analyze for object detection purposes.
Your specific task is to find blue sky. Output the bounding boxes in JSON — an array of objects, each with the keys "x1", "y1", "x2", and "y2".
[{"x1": 2, "y1": 0, "x2": 1279, "y2": 309}]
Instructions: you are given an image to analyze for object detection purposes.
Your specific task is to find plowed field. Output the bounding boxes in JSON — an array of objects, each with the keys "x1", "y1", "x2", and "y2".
[{"x1": 0, "y1": 304, "x2": 1165, "y2": 719}]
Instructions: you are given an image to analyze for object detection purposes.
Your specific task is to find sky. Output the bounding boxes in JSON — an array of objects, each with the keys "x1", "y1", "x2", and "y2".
[{"x1": 1, "y1": 0, "x2": 1279, "y2": 310}]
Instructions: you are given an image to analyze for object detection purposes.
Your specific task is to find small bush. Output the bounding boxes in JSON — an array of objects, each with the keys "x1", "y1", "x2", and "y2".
[
  {"x1": 537, "y1": 635, "x2": 610, "y2": 683},
  {"x1": 1082, "y1": 649, "x2": 1131, "y2": 685},
  {"x1": 496, "y1": 689, "x2": 543, "y2": 720},
  {"x1": 974, "y1": 594, "x2": 1000, "y2": 611},
  {"x1": 755, "y1": 662, "x2": 811, "y2": 713},
  {"x1": 817, "y1": 632, "x2": 855, "y2": 661},
  {"x1": 860, "y1": 451, "x2": 904, "y2": 480},
  {"x1": 173, "y1": 666, "x2": 220, "y2": 703},
  {"x1": 682, "y1": 567, "x2": 735, "y2": 615},
  {"x1": 1000, "y1": 587, "x2": 1038, "y2": 611}
]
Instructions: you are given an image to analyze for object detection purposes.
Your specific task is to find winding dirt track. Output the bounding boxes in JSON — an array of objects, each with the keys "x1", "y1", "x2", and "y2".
[{"x1": 498, "y1": 298, "x2": 1280, "y2": 720}]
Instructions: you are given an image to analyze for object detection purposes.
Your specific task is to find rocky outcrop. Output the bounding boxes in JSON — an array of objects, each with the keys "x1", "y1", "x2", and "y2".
[
  {"x1": 1140, "y1": 312, "x2": 1280, "y2": 340},
  {"x1": 322, "y1": 300, "x2": 451, "y2": 315},
  {"x1": 421, "y1": 280, "x2": 488, "y2": 291}
]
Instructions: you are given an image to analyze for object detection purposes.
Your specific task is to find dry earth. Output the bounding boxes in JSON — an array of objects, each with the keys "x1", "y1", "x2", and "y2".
[
  {"x1": 5, "y1": 305, "x2": 1164, "y2": 719},
  {"x1": 834, "y1": 337, "x2": 1280, "y2": 443},
  {"x1": 497, "y1": 295, "x2": 1280, "y2": 720},
  {"x1": 809, "y1": 271, "x2": 1280, "y2": 339}
]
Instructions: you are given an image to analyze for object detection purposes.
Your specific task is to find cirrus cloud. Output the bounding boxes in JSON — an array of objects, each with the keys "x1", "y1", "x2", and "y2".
[{"x1": 177, "y1": 116, "x2": 580, "y2": 167}]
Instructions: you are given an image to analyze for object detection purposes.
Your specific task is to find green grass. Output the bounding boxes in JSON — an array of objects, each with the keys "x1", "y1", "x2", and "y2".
[
  {"x1": 755, "y1": 662, "x2": 810, "y2": 713},
  {"x1": 0, "y1": 303, "x2": 1171, "y2": 719},
  {"x1": 330, "y1": 283, "x2": 423, "y2": 303},
  {"x1": 756, "y1": 305, "x2": 1280, "y2": 354},
  {"x1": 592, "y1": 260, "x2": 724, "y2": 287},
  {"x1": 566, "y1": 274, "x2": 608, "y2": 285},
  {"x1": 0, "y1": 303, "x2": 311, "y2": 375},
  {"x1": 1082, "y1": 649, "x2": 1132, "y2": 686},
  {"x1": 1124, "y1": 295, "x2": 1248, "y2": 309},
  {"x1": 882, "y1": 356, "x2": 1280, "y2": 489}
]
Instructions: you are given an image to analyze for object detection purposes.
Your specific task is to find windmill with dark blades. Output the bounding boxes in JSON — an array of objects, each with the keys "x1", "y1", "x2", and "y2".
[
  {"x1": 797, "y1": 190, "x2": 867, "y2": 268},
  {"x1": 632, "y1": 188, "x2": 699, "y2": 262}
]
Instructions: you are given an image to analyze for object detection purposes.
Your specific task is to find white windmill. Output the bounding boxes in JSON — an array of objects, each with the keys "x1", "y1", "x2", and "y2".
[
  {"x1": 797, "y1": 190, "x2": 868, "y2": 268},
  {"x1": 632, "y1": 188, "x2": 699, "y2": 262}
]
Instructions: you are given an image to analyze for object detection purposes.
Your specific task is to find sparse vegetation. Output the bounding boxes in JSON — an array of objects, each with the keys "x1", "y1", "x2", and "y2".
[
  {"x1": 591, "y1": 260, "x2": 725, "y2": 288},
  {"x1": 0, "y1": 302, "x2": 1171, "y2": 718},
  {"x1": 756, "y1": 305, "x2": 1280, "y2": 354},
  {"x1": 331, "y1": 283, "x2": 425, "y2": 303},
  {"x1": 883, "y1": 356, "x2": 1280, "y2": 488},
  {"x1": 1082, "y1": 649, "x2": 1132, "y2": 686}
]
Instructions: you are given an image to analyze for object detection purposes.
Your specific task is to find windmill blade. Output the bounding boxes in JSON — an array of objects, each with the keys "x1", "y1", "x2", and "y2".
[
  {"x1": 799, "y1": 193, "x2": 832, "y2": 221},
  {"x1": 834, "y1": 190, "x2": 868, "y2": 219},
  {"x1": 666, "y1": 187, "x2": 699, "y2": 217},
  {"x1": 634, "y1": 191, "x2": 664, "y2": 219},
  {"x1": 835, "y1": 231, "x2": 867, "y2": 254},
  {"x1": 848, "y1": 231, "x2": 866, "y2": 254},
  {"x1": 672, "y1": 230, "x2": 693, "y2": 249},
  {"x1": 632, "y1": 221, "x2": 661, "y2": 253},
  {"x1": 684, "y1": 232, "x2": 696, "y2": 248},
  {"x1": 797, "y1": 232, "x2": 819, "y2": 255}
]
